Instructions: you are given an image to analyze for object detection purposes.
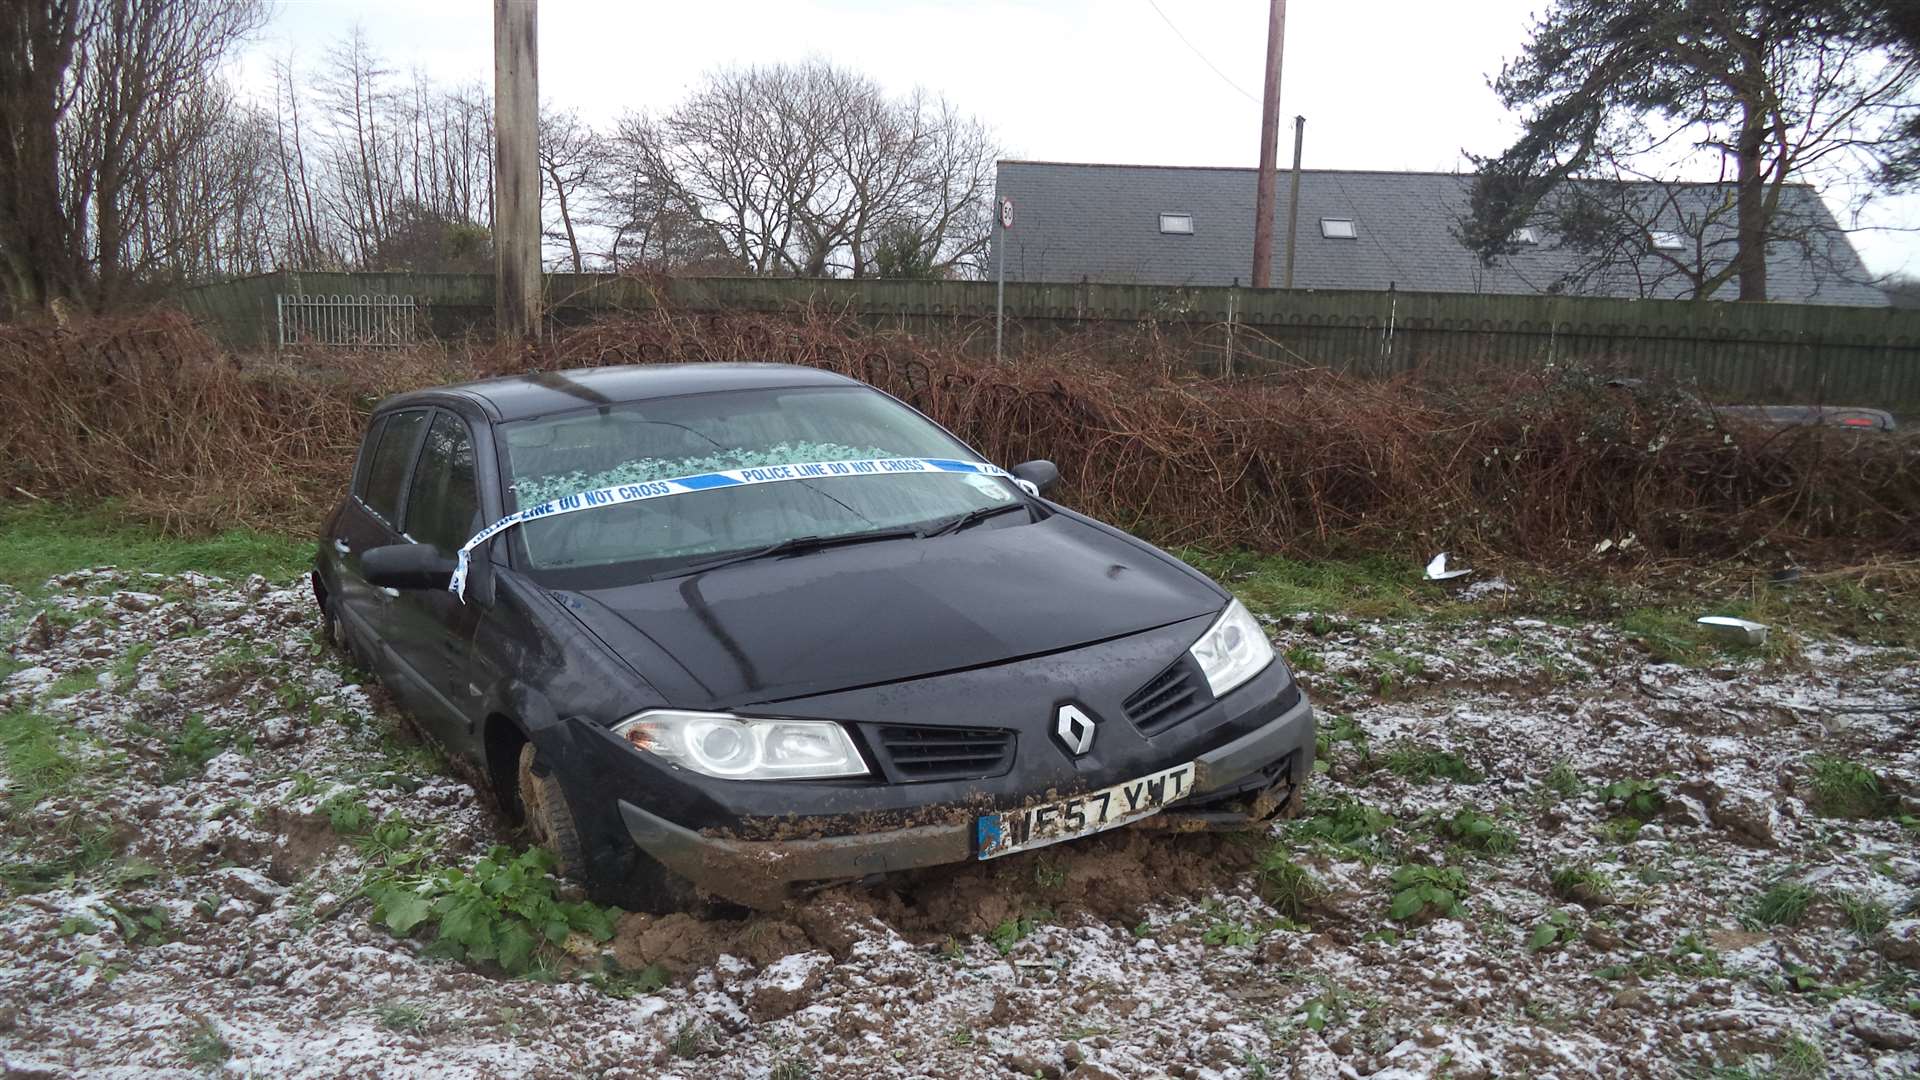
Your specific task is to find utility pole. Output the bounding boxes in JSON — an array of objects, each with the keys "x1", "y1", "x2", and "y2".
[
  {"x1": 493, "y1": 0, "x2": 540, "y2": 342},
  {"x1": 1250, "y1": 0, "x2": 1286, "y2": 288},
  {"x1": 1283, "y1": 115, "x2": 1304, "y2": 289}
]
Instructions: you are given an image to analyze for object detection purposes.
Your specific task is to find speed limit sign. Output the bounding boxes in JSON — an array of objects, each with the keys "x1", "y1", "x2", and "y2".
[{"x1": 999, "y1": 196, "x2": 1015, "y2": 230}]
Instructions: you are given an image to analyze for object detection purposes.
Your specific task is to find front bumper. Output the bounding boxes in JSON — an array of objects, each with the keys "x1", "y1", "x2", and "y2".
[{"x1": 616, "y1": 685, "x2": 1314, "y2": 909}]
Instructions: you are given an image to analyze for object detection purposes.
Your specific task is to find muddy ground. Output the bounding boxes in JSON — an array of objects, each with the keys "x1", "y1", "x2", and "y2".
[{"x1": 0, "y1": 569, "x2": 1915, "y2": 1078}]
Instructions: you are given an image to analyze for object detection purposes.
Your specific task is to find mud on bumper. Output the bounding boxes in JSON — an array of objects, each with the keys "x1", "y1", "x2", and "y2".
[{"x1": 617, "y1": 691, "x2": 1315, "y2": 909}]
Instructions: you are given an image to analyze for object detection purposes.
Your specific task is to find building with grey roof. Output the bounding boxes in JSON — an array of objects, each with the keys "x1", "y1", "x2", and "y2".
[{"x1": 992, "y1": 160, "x2": 1886, "y2": 306}]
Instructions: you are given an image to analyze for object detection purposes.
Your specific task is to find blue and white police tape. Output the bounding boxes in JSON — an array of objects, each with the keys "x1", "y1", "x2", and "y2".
[{"x1": 448, "y1": 456, "x2": 1027, "y2": 600}]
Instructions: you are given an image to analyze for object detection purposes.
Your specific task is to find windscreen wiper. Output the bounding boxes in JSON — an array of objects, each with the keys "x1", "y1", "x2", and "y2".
[
  {"x1": 922, "y1": 502, "x2": 1029, "y2": 538},
  {"x1": 649, "y1": 526, "x2": 926, "y2": 581}
]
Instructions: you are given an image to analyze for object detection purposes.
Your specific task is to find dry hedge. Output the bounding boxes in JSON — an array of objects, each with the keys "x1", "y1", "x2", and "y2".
[{"x1": 2, "y1": 307, "x2": 1915, "y2": 565}]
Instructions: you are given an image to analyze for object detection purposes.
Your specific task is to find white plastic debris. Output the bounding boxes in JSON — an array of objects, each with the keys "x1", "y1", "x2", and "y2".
[
  {"x1": 1696, "y1": 615, "x2": 1769, "y2": 646},
  {"x1": 1424, "y1": 553, "x2": 1472, "y2": 581}
]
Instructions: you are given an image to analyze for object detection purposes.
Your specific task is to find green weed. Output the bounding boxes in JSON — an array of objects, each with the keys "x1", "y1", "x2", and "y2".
[
  {"x1": 1549, "y1": 863, "x2": 1616, "y2": 906},
  {"x1": 589, "y1": 960, "x2": 671, "y2": 999},
  {"x1": 1386, "y1": 865, "x2": 1467, "y2": 922},
  {"x1": 1441, "y1": 808, "x2": 1518, "y2": 855},
  {"x1": 988, "y1": 911, "x2": 1048, "y2": 954},
  {"x1": 364, "y1": 845, "x2": 619, "y2": 976},
  {"x1": 320, "y1": 789, "x2": 374, "y2": 834},
  {"x1": 1600, "y1": 778, "x2": 1665, "y2": 820},
  {"x1": 1526, "y1": 909, "x2": 1580, "y2": 952},
  {"x1": 1289, "y1": 794, "x2": 1395, "y2": 856}
]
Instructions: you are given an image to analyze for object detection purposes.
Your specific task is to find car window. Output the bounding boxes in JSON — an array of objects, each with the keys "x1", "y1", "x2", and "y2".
[
  {"x1": 499, "y1": 385, "x2": 1021, "y2": 581},
  {"x1": 403, "y1": 412, "x2": 480, "y2": 554},
  {"x1": 361, "y1": 409, "x2": 429, "y2": 524},
  {"x1": 351, "y1": 416, "x2": 385, "y2": 500}
]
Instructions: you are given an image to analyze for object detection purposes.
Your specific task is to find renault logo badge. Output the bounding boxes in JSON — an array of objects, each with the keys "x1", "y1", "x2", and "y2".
[{"x1": 1055, "y1": 704, "x2": 1097, "y2": 756}]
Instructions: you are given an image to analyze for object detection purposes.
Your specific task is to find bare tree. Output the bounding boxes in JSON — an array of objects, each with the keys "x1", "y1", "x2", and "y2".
[
  {"x1": 538, "y1": 105, "x2": 599, "y2": 273},
  {"x1": 0, "y1": 0, "x2": 88, "y2": 312},
  {"x1": 602, "y1": 59, "x2": 998, "y2": 280}
]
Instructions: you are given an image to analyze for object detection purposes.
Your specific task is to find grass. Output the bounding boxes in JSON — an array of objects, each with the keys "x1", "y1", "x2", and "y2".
[
  {"x1": 1253, "y1": 847, "x2": 1323, "y2": 920},
  {"x1": 1173, "y1": 550, "x2": 1429, "y2": 621},
  {"x1": 1379, "y1": 744, "x2": 1481, "y2": 785},
  {"x1": 1543, "y1": 760, "x2": 1582, "y2": 799},
  {"x1": 1834, "y1": 892, "x2": 1890, "y2": 938},
  {"x1": 374, "y1": 1002, "x2": 429, "y2": 1034},
  {"x1": 182, "y1": 1021, "x2": 231, "y2": 1069},
  {"x1": 45, "y1": 666, "x2": 101, "y2": 699},
  {"x1": 0, "y1": 501, "x2": 312, "y2": 591},
  {"x1": 1748, "y1": 882, "x2": 1816, "y2": 928},
  {"x1": 1805, "y1": 756, "x2": 1892, "y2": 819},
  {"x1": 0, "y1": 707, "x2": 97, "y2": 810}
]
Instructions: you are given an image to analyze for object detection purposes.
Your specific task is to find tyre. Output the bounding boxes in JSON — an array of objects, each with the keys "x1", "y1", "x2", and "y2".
[
  {"x1": 516, "y1": 742, "x2": 585, "y2": 873},
  {"x1": 514, "y1": 741, "x2": 698, "y2": 914}
]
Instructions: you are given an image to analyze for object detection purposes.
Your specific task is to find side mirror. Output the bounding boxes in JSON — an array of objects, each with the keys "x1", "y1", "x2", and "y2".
[
  {"x1": 362, "y1": 544, "x2": 456, "y2": 590},
  {"x1": 1010, "y1": 459, "x2": 1061, "y2": 497}
]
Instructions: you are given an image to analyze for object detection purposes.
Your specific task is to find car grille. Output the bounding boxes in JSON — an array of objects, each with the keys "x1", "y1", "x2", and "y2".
[
  {"x1": 1125, "y1": 659, "x2": 1208, "y2": 736},
  {"x1": 871, "y1": 724, "x2": 1015, "y2": 782}
]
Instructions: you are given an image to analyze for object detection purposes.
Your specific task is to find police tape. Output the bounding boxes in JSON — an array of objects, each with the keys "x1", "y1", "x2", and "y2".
[{"x1": 449, "y1": 456, "x2": 1027, "y2": 600}]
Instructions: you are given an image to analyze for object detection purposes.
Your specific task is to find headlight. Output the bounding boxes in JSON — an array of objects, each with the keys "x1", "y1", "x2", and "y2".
[
  {"x1": 611, "y1": 709, "x2": 869, "y2": 780},
  {"x1": 1188, "y1": 598, "x2": 1275, "y2": 697}
]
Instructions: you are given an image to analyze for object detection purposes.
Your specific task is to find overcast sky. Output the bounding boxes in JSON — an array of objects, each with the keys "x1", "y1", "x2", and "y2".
[{"x1": 248, "y1": 0, "x2": 1917, "y2": 279}]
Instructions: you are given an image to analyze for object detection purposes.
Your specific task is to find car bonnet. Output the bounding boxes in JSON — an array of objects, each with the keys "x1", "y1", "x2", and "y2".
[{"x1": 550, "y1": 514, "x2": 1223, "y2": 708}]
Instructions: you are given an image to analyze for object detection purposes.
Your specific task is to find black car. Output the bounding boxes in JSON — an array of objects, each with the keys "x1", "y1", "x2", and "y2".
[{"x1": 314, "y1": 364, "x2": 1314, "y2": 910}]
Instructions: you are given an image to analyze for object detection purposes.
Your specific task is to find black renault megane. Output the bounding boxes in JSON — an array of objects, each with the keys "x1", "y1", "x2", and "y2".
[{"x1": 314, "y1": 363, "x2": 1314, "y2": 910}]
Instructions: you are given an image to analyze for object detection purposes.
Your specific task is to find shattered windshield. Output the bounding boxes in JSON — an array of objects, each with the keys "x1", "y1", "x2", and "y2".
[{"x1": 498, "y1": 385, "x2": 1025, "y2": 581}]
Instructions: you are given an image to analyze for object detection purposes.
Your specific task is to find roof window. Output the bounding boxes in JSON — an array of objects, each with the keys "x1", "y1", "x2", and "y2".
[
  {"x1": 1320, "y1": 218, "x2": 1356, "y2": 239},
  {"x1": 1511, "y1": 227, "x2": 1540, "y2": 245},
  {"x1": 1159, "y1": 213, "x2": 1194, "y2": 235},
  {"x1": 1649, "y1": 230, "x2": 1686, "y2": 251}
]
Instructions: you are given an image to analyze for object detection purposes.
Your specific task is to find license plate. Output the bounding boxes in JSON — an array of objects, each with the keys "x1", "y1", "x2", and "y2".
[{"x1": 975, "y1": 762, "x2": 1197, "y2": 860}]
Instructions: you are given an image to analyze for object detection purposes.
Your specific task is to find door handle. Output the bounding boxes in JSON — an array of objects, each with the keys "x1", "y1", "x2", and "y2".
[{"x1": 333, "y1": 539, "x2": 351, "y2": 555}]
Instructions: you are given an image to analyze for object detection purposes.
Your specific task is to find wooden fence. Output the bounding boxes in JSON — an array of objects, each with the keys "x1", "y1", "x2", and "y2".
[{"x1": 180, "y1": 272, "x2": 1920, "y2": 415}]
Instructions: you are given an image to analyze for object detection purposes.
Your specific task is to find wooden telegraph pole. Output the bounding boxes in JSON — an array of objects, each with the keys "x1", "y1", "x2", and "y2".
[
  {"x1": 494, "y1": 0, "x2": 540, "y2": 342},
  {"x1": 1250, "y1": 0, "x2": 1286, "y2": 289}
]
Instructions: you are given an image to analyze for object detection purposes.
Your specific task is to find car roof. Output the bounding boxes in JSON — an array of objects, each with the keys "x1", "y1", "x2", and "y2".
[{"x1": 377, "y1": 363, "x2": 863, "y2": 422}]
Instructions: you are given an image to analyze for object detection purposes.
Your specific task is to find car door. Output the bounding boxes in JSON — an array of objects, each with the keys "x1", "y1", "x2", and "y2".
[
  {"x1": 332, "y1": 408, "x2": 431, "y2": 648},
  {"x1": 387, "y1": 408, "x2": 487, "y2": 752}
]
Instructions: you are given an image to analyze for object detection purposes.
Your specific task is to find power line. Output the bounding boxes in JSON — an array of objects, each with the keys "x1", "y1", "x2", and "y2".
[{"x1": 1143, "y1": 0, "x2": 1261, "y2": 105}]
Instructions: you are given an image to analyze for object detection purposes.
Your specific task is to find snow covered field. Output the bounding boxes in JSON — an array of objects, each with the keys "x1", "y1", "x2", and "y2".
[{"x1": 0, "y1": 569, "x2": 1915, "y2": 1078}]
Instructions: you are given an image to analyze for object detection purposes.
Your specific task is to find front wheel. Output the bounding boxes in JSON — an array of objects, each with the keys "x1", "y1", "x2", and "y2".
[
  {"x1": 513, "y1": 742, "x2": 694, "y2": 914},
  {"x1": 517, "y1": 743, "x2": 585, "y2": 873}
]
